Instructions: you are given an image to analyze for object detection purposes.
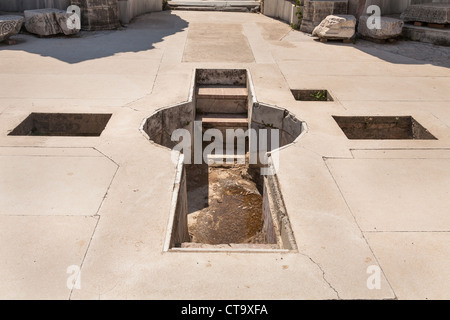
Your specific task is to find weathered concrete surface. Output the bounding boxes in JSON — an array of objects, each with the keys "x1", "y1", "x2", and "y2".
[
  {"x1": 312, "y1": 14, "x2": 356, "y2": 39},
  {"x1": 358, "y1": 15, "x2": 404, "y2": 39},
  {"x1": 0, "y1": 147, "x2": 117, "y2": 216},
  {"x1": 0, "y1": 15, "x2": 23, "y2": 42},
  {"x1": 401, "y1": 3, "x2": 450, "y2": 24},
  {"x1": 300, "y1": 0, "x2": 348, "y2": 33},
  {"x1": 24, "y1": 8, "x2": 80, "y2": 36},
  {"x1": 326, "y1": 158, "x2": 450, "y2": 232},
  {"x1": 0, "y1": 11, "x2": 449, "y2": 300},
  {"x1": 365, "y1": 232, "x2": 450, "y2": 300},
  {"x1": 183, "y1": 22, "x2": 255, "y2": 62},
  {"x1": 0, "y1": 215, "x2": 98, "y2": 299}
]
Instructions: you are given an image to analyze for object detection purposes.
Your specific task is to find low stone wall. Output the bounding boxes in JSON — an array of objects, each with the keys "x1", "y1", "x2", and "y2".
[
  {"x1": 195, "y1": 68, "x2": 247, "y2": 86},
  {"x1": 142, "y1": 102, "x2": 194, "y2": 150},
  {"x1": 262, "y1": 0, "x2": 300, "y2": 26},
  {"x1": 251, "y1": 102, "x2": 304, "y2": 148},
  {"x1": 264, "y1": 0, "x2": 450, "y2": 25},
  {"x1": 118, "y1": 0, "x2": 162, "y2": 24},
  {"x1": 262, "y1": 178, "x2": 278, "y2": 244},
  {"x1": 263, "y1": 167, "x2": 297, "y2": 250},
  {"x1": 364, "y1": 0, "x2": 450, "y2": 15},
  {"x1": 170, "y1": 157, "x2": 190, "y2": 248},
  {"x1": 161, "y1": 154, "x2": 190, "y2": 250}
]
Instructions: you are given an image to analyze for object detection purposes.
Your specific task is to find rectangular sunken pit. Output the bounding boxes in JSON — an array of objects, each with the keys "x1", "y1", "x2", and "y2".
[
  {"x1": 333, "y1": 116, "x2": 437, "y2": 140},
  {"x1": 291, "y1": 89, "x2": 334, "y2": 101},
  {"x1": 9, "y1": 113, "x2": 112, "y2": 137},
  {"x1": 165, "y1": 157, "x2": 298, "y2": 253}
]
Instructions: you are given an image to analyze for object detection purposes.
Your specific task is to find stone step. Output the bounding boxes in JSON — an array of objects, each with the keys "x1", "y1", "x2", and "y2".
[
  {"x1": 169, "y1": 0, "x2": 260, "y2": 7},
  {"x1": 196, "y1": 85, "x2": 248, "y2": 100},
  {"x1": 402, "y1": 23, "x2": 450, "y2": 46},
  {"x1": 196, "y1": 113, "x2": 248, "y2": 127},
  {"x1": 206, "y1": 154, "x2": 247, "y2": 165},
  {"x1": 170, "y1": 6, "x2": 249, "y2": 12},
  {"x1": 196, "y1": 98, "x2": 248, "y2": 114},
  {"x1": 196, "y1": 85, "x2": 248, "y2": 114},
  {"x1": 168, "y1": 0, "x2": 260, "y2": 10},
  {"x1": 180, "y1": 242, "x2": 279, "y2": 250}
]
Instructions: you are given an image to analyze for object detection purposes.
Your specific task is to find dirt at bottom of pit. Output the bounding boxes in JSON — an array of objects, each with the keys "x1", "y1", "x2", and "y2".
[{"x1": 186, "y1": 164, "x2": 269, "y2": 245}]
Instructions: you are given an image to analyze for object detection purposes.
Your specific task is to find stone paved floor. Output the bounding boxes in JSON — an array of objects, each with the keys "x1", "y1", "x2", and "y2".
[{"x1": 0, "y1": 10, "x2": 449, "y2": 299}]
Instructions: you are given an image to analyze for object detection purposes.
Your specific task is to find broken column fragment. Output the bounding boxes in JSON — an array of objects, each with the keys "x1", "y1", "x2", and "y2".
[
  {"x1": 24, "y1": 8, "x2": 80, "y2": 36},
  {"x1": 312, "y1": 14, "x2": 356, "y2": 40},
  {"x1": 0, "y1": 15, "x2": 24, "y2": 43}
]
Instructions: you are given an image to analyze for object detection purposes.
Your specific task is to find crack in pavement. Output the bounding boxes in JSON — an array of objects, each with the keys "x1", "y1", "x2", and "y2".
[{"x1": 298, "y1": 251, "x2": 341, "y2": 299}]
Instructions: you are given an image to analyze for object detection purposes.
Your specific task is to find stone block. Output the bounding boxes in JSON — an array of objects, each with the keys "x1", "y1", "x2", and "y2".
[
  {"x1": 0, "y1": 16, "x2": 24, "y2": 42},
  {"x1": 262, "y1": 0, "x2": 278, "y2": 17},
  {"x1": 300, "y1": 0, "x2": 348, "y2": 33},
  {"x1": 358, "y1": 15, "x2": 404, "y2": 40},
  {"x1": 401, "y1": 3, "x2": 450, "y2": 24},
  {"x1": 24, "y1": 9, "x2": 62, "y2": 36},
  {"x1": 24, "y1": 8, "x2": 80, "y2": 36},
  {"x1": 312, "y1": 14, "x2": 356, "y2": 39}
]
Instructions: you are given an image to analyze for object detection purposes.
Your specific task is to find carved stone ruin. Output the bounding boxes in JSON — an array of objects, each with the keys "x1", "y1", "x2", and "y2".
[
  {"x1": 70, "y1": 0, "x2": 120, "y2": 30},
  {"x1": 401, "y1": 3, "x2": 450, "y2": 25},
  {"x1": 24, "y1": 8, "x2": 81, "y2": 36},
  {"x1": 300, "y1": 0, "x2": 348, "y2": 33},
  {"x1": 0, "y1": 15, "x2": 24, "y2": 43}
]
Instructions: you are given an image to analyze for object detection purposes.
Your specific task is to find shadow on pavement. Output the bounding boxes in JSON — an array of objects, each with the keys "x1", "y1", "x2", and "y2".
[
  {"x1": 0, "y1": 11, "x2": 189, "y2": 64},
  {"x1": 354, "y1": 38, "x2": 450, "y2": 68}
]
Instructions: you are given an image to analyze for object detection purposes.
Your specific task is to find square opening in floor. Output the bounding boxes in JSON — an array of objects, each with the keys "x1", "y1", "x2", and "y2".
[
  {"x1": 291, "y1": 89, "x2": 334, "y2": 102},
  {"x1": 333, "y1": 116, "x2": 437, "y2": 140},
  {"x1": 8, "y1": 113, "x2": 112, "y2": 137}
]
